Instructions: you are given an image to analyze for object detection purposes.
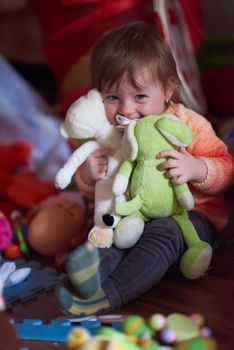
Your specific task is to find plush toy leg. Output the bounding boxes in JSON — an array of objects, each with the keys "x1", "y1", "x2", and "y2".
[
  {"x1": 173, "y1": 183, "x2": 194, "y2": 211},
  {"x1": 114, "y1": 211, "x2": 145, "y2": 249},
  {"x1": 94, "y1": 200, "x2": 122, "y2": 229},
  {"x1": 90, "y1": 194, "x2": 127, "y2": 248},
  {"x1": 180, "y1": 241, "x2": 212, "y2": 280},
  {"x1": 92, "y1": 181, "x2": 126, "y2": 248},
  {"x1": 88, "y1": 225, "x2": 114, "y2": 248},
  {"x1": 172, "y1": 211, "x2": 213, "y2": 280}
]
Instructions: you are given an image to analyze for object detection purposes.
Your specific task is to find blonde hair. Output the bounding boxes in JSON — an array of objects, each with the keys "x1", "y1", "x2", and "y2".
[{"x1": 91, "y1": 21, "x2": 181, "y2": 102}]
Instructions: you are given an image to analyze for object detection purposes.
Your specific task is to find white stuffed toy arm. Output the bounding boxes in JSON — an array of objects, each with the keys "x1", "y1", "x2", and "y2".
[{"x1": 55, "y1": 141, "x2": 102, "y2": 189}]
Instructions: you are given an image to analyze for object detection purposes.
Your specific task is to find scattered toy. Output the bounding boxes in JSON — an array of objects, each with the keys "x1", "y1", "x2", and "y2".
[{"x1": 2, "y1": 258, "x2": 59, "y2": 309}]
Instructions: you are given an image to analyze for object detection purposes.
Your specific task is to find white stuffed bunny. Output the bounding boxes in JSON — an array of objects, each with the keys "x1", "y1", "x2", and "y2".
[{"x1": 55, "y1": 89, "x2": 125, "y2": 248}]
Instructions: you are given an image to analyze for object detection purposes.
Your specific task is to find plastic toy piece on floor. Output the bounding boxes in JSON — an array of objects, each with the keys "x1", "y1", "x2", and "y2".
[
  {"x1": 10, "y1": 319, "x2": 103, "y2": 342},
  {"x1": 2, "y1": 258, "x2": 59, "y2": 309}
]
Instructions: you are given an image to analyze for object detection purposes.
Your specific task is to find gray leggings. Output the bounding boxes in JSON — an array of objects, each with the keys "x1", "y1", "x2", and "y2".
[{"x1": 99, "y1": 211, "x2": 216, "y2": 309}]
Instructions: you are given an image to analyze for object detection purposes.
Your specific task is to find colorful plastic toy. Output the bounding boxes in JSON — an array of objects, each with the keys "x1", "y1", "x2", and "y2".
[
  {"x1": 0, "y1": 140, "x2": 58, "y2": 215},
  {"x1": 2, "y1": 258, "x2": 59, "y2": 309},
  {"x1": 28, "y1": 191, "x2": 86, "y2": 258},
  {"x1": 0, "y1": 211, "x2": 12, "y2": 252},
  {"x1": 65, "y1": 312, "x2": 217, "y2": 349}
]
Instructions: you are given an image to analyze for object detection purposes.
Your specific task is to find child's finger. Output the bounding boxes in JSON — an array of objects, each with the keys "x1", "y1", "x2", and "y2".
[
  {"x1": 171, "y1": 175, "x2": 184, "y2": 185},
  {"x1": 96, "y1": 158, "x2": 108, "y2": 166},
  {"x1": 156, "y1": 149, "x2": 180, "y2": 159},
  {"x1": 166, "y1": 168, "x2": 181, "y2": 179},
  {"x1": 92, "y1": 148, "x2": 114, "y2": 158},
  {"x1": 97, "y1": 164, "x2": 107, "y2": 173},
  {"x1": 158, "y1": 158, "x2": 178, "y2": 171}
]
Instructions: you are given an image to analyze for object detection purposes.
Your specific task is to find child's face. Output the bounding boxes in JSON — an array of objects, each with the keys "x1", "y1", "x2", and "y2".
[{"x1": 102, "y1": 67, "x2": 174, "y2": 126}]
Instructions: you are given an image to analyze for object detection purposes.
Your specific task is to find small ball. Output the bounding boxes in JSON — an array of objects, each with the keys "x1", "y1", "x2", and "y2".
[
  {"x1": 67, "y1": 327, "x2": 91, "y2": 348},
  {"x1": 190, "y1": 313, "x2": 205, "y2": 327},
  {"x1": 159, "y1": 327, "x2": 177, "y2": 345},
  {"x1": 200, "y1": 326, "x2": 213, "y2": 338},
  {"x1": 122, "y1": 315, "x2": 154, "y2": 338},
  {"x1": 149, "y1": 313, "x2": 166, "y2": 331}
]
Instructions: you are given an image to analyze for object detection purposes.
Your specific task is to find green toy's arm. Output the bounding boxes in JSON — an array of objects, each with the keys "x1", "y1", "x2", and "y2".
[
  {"x1": 173, "y1": 183, "x2": 194, "y2": 210},
  {"x1": 112, "y1": 159, "x2": 134, "y2": 196}
]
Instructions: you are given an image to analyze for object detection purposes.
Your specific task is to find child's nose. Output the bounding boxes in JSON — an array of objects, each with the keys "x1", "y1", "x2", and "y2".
[{"x1": 119, "y1": 101, "x2": 135, "y2": 118}]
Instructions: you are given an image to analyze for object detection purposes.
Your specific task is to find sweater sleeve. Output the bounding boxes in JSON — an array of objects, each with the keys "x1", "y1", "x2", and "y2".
[
  {"x1": 183, "y1": 108, "x2": 234, "y2": 195},
  {"x1": 167, "y1": 103, "x2": 234, "y2": 195}
]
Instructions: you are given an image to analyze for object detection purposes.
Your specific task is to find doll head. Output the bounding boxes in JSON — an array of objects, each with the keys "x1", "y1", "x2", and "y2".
[{"x1": 28, "y1": 192, "x2": 87, "y2": 257}]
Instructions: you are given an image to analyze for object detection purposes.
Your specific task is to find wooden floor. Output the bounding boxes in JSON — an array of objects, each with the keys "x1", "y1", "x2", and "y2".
[{"x1": 1, "y1": 230, "x2": 234, "y2": 349}]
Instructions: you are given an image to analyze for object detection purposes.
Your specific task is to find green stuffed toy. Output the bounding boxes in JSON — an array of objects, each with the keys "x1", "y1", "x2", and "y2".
[{"x1": 112, "y1": 113, "x2": 212, "y2": 280}]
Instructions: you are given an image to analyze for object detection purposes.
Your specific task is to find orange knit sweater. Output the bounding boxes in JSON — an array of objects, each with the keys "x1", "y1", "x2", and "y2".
[{"x1": 76, "y1": 103, "x2": 234, "y2": 232}]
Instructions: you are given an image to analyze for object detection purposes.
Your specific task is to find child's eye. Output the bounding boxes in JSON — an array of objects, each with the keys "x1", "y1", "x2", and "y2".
[
  {"x1": 106, "y1": 95, "x2": 119, "y2": 102},
  {"x1": 135, "y1": 94, "x2": 147, "y2": 101}
]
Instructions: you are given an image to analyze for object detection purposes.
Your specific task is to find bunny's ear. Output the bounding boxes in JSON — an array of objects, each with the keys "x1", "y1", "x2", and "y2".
[
  {"x1": 156, "y1": 114, "x2": 192, "y2": 147},
  {"x1": 121, "y1": 121, "x2": 138, "y2": 160}
]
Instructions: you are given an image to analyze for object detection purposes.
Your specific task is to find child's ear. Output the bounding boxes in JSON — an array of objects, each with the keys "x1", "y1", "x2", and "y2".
[{"x1": 165, "y1": 79, "x2": 177, "y2": 102}]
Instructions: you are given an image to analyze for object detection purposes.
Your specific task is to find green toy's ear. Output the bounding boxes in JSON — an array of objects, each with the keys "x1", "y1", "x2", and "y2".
[
  {"x1": 122, "y1": 121, "x2": 138, "y2": 160},
  {"x1": 156, "y1": 114, "x2": 192, "y2": 147}
]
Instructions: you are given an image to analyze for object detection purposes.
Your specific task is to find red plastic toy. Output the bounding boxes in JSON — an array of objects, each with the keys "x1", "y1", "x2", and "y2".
[{"x1": 0, "y1": 141, "x2": 58, "y2": 217}]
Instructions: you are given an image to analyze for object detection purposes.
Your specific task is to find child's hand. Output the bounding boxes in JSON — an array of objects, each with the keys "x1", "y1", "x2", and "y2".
[
  {"x1": 79, "y1": 148, "x2": 114, "y2": 186},
  {"x1": 157, "y1": 147, "x2": 207, "y2": 185}
]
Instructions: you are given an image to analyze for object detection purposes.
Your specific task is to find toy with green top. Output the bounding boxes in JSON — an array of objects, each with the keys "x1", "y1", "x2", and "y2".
[{"x1": 112, "y1": 114, "x2": 213, "y2": 279}]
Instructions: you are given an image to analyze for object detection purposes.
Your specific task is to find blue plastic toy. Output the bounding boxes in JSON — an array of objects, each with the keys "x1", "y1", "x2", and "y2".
[
  {"x1": 2, "y1": 258, "x2": 59, "y2": 309},
  {"x1": 10, "y1": 319, "x2": 103, "y2": 342}
]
